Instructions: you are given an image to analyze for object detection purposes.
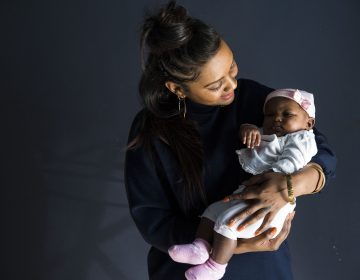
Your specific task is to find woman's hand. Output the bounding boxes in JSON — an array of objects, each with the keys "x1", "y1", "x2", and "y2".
[
  {"x1": 226, "y1": 172, "x2": 289, "y2": 235},
  {"x1": 234, "y1": 212, "x2": 295, "y2": 254}
]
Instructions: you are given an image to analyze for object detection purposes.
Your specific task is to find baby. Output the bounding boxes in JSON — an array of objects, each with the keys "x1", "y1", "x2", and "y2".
[{"x1": 168, "y1": 89, "x2": 318, "y2": 280}]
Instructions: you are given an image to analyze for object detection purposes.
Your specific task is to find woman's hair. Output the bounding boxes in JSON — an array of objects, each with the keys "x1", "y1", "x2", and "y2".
[{"x1": 129, "y1": 0, "x2": 221, "y2": 214}]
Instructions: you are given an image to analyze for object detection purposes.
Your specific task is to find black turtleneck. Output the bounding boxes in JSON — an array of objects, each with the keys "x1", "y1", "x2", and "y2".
[{"x1": 124, "y1": 79, "x2": 336, "y2": 280}]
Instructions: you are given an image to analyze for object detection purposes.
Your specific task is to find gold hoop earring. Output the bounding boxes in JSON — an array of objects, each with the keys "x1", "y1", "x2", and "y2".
[{"x1": 178, "y1": 96, "x2": 187, "y2": 118}]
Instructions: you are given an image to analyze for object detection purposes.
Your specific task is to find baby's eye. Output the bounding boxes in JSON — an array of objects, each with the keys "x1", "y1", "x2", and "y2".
[{"x1": 283, "y1": 112, "x2": 295, "y2": 117}]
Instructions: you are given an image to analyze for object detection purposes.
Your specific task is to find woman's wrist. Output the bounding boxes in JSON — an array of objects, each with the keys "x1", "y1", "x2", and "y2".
[
  {"x1": 234, "y1": 243, "x2": 249, "y2": 254},
  {"x1": 285, "y1": 174, "x2": 296, "y2": 204},
  {"x1": 306, "y1": 162, "x2": 326, "y2": 193},
  {"x1": 292, "y1": 164, "x2": 323, "y2": 197}
]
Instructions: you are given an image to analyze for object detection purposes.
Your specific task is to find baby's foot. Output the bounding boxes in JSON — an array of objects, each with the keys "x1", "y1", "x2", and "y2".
[
  {"x1": 185, "y1": 258, "x2": 227, "y2": 280},
  {"x1": 168, "y1": 238, "x2": 210, "y2": 265}
]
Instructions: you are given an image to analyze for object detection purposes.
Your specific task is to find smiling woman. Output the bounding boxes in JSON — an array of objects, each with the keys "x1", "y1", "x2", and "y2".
[
  {"x1": 124, "y1": 1, "x2": 336, "y2": 279},
  {"x1": 165, "y1": 40, "x2": 238, "y2": 106}
]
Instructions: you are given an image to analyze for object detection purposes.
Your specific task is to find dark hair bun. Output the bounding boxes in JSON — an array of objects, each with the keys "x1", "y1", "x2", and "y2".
[{"x1": 142, "y1": 1, "x2": 192, "y2": 55}]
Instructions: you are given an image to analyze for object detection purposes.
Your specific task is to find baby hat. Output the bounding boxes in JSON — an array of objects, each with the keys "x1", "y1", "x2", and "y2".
[{"x1": 264, "y1": 88, "x2": 316, "y2": 118}]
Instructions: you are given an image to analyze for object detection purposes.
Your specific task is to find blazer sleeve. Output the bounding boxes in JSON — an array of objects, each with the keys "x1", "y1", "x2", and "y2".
[
  {"x1": 310, "y1": 127, "x2": 337, "y2": 181},
  {"x1": 124, "y1": 113, "x2": 199, "y2": 253}
]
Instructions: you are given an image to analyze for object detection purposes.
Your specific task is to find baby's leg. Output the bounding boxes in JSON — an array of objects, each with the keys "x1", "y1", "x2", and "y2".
[
  {"x1": 168, "y1": 218, "x2": 213, "y2": 265},
  {"x1": 185, "y1": 232, "x2": 235, "y2": 280},
  {"x1": 211, "y1": 232, "x2": 237, "y2": 264},
  {"x1": 196, "y1": 217, "x2": 215, "y2": 244}
]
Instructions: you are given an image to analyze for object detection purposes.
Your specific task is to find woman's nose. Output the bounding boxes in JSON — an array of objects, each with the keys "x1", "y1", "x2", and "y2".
[{"x1": 223, "y1": 76, "x2": 237, "y2": 92}]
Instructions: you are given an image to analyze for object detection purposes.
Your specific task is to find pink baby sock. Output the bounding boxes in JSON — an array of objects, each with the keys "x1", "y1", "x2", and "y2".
[
  {"x1": 168, "y1": 238, "x2": 210, "y2": 265},
  {"x1": 185, "y1": 258, "x2": 227, "y2": 280},
  {"x1": 185, "y1": 257, "x2": 227, "y2": 280}
]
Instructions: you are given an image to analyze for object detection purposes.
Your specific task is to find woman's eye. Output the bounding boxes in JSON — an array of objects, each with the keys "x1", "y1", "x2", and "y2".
[{"x1": 209, "y1": 84, "x2": 222, "y2": 91}]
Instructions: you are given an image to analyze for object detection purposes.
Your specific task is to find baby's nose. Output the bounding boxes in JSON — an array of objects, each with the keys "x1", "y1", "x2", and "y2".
[{"x1": 274, "y1": 115, "x2": 282, "y2": 122}]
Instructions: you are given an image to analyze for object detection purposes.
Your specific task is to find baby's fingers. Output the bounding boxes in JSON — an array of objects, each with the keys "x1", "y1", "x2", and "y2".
[
  {"x1": 242, "y1": 132, "x2": 251, "y2": 146},
  {"x1": 255, "y1": 133, "x2": 261, "y2": 147},
  {"x1": 245, "y1": 132, "x2": 257, "y2": 148}
]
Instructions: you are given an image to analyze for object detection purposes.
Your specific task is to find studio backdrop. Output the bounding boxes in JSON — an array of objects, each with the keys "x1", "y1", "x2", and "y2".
[{"x1": 2, "y1": 0, "x2": 359, "y2": 279}]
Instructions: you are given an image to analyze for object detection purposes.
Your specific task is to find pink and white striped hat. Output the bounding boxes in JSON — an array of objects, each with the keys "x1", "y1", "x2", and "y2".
[{"x1": 264, "y1": 88, "x2": 316, "y2": 118}]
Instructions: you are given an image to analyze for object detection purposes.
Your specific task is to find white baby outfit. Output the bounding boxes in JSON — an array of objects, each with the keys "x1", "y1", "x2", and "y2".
[{"x1": 202, "y1": 129, "x2": 317, "y2": 240}]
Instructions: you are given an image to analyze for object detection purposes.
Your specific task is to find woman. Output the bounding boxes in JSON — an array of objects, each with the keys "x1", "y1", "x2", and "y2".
[{"x1": 124, "y1": 1, "x2": 336, "y2": 279}]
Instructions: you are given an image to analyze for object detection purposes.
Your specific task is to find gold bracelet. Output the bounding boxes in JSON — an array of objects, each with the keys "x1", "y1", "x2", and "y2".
[
  {"x1": 306, "y1": 163, "x2": 326, "y2": 193},
  {"x1": 285, "y1": 174, "x2": 296, "y2": 205}
]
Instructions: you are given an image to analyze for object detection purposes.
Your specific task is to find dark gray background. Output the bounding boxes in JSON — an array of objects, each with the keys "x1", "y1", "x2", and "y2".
[{"x1": 2, "y1": 0, "x2": 359, "y2": 279}]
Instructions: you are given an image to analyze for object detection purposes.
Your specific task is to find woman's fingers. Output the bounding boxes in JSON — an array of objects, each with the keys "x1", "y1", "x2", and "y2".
[
  {"x1": 254, "y1": 212, "x2": 274, "y2": 236},
  {"x1": 268, "y1": 212, "x2": 295, "y2": 249},
  {"x1": 253, "y1": 212, "x2": 294, "y2": 251},
  {"x1": 257, "y1": 227, "x2": 278, "y2": 245},
  {"x1": 236, "y1": 207, "x2": 271, "y2": 231},
  {"x1": 223, "y1": 193, "x2": 242, "y2": 202},
  {"x1": 227, "y1": 204, "x2": 262, "y2": 227},
  {"x1": 234, "y1": 211, "x2": 295, "y2": 254},
  {"x1": 234, "y1": 226, "x2": 277, "y2": 254}
]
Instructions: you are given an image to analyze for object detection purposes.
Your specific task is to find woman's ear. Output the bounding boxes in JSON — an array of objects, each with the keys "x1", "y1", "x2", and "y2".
[
  {"x1": 307, "y1": 117, "x2": 315, "y2": 129},
  {"x1": 165, "y1": 81, "x2": 186, "y2": 98}
]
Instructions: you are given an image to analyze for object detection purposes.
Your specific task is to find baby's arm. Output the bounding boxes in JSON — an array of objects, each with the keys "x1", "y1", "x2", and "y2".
[
  {"x1": 272, "y1": 131, "x2": 317, "y2": 174},
  {"x1": 239, "y1": 123, "x2": 261, "y2": 149}
]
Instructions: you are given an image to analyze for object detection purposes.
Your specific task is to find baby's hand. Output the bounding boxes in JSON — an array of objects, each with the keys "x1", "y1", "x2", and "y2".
[{"x1": 240, "y1": 124, "x2": 261, "y2": 149}]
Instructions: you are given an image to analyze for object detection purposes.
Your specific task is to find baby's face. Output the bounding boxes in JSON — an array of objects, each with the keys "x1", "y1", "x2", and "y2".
[{"x1": 263, "y1": 97, "x2": 314, "y2": 137}]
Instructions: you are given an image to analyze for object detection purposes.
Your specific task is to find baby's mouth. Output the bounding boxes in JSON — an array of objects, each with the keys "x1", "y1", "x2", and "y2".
[{"x1": 271, "y1": 125, "x2": 285, "y2": 136}]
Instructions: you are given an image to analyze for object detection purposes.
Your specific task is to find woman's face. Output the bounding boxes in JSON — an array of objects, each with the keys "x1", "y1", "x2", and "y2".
[
  {"x1": 262, "y1": 97, "x2": 314, "y2": 137},
  {"x1": 183, "y1": 40, "x2": 238, "y2": 106}
]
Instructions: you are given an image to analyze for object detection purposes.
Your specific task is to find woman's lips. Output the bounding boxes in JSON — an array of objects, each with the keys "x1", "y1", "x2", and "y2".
[{"x1": 221, "y1": 91, "x2": 234, "y2": 100}]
